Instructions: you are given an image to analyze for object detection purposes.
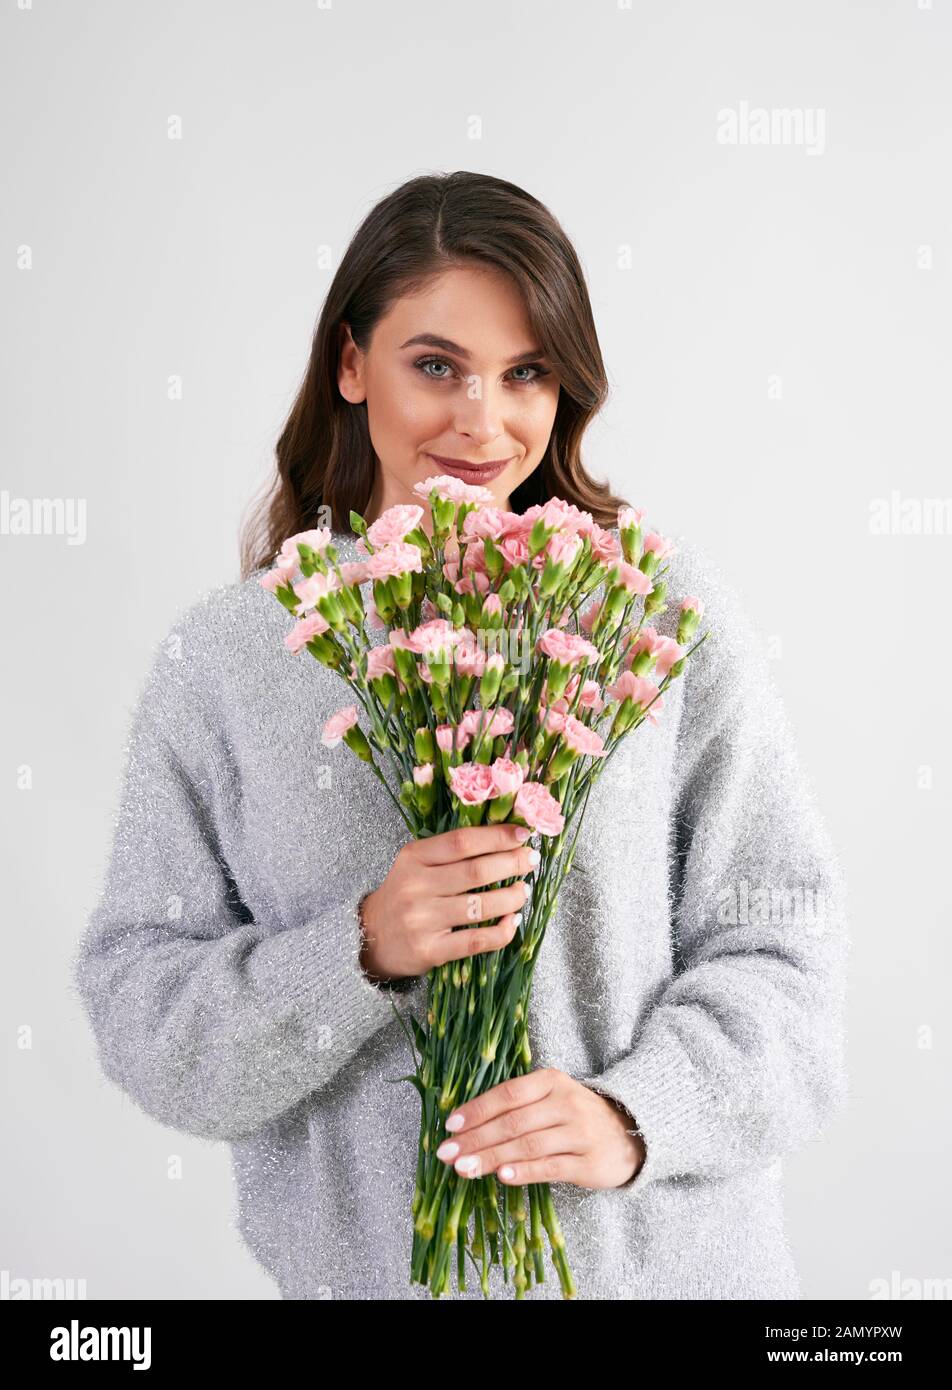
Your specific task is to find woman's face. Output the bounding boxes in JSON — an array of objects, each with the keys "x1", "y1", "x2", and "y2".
[{"x1": 338, "y1": 263, "x2": 561, "y2": 527}]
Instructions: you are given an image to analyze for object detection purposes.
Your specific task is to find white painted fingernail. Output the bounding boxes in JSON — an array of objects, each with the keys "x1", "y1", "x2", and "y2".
[
  {"x1": 456, "y1": 1154, "x2": 480, "y2": 1175},
  {"x1": 513, "y1": 912, "x2": 522, "y2": 926},
  {"x1": 528, "y1": 848, "x2": 540, "y2": 866},
  {"x1": 523, "y1": 881, "x2": 531, "y2": 901}
]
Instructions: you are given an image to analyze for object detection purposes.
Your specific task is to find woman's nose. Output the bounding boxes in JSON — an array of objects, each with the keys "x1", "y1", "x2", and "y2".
[{"x1": 451, "y1": 390, "x2": 504, "y2": 445}]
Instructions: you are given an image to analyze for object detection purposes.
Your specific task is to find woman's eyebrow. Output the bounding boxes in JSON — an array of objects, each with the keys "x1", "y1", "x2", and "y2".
[{"x1": 399, "y1": 333, "x2": 547, "y2": 365}]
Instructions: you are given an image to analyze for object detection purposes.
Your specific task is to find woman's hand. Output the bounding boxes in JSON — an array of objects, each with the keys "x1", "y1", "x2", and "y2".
[
  {"x1": 433, "y1": 1067, "x2": 647, "y2": 1190},
  {"x1": 359, "y1": 823, "x2": 539, "y2": 983}
]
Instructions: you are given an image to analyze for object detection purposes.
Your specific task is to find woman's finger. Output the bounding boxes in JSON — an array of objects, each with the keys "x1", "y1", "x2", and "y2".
[
  {"x1": 431, "y1": 848, "x2": 538, "y2": 898},
  {"x1": 493, "y1": 1152, "x2": 583, "y2": 1187},
  {"x1": 414, "y1": 822, "x2": 529, "y2": 866},
  {"x1": 435, "y1": 1097, "x2": 566, "y2": 1166},
  {"x1": 434, "y1": 912, "x2": 522, "y2": 964},
  {"x1": 442, "y1": 1068, "x2": 556, "y2": 1135},
  {"x1": 438, "y1": 880, "x2": 531, "y2": 930},
  {"x1": 444, "y1": 1124, "x2": 582, "y2": 1183}
]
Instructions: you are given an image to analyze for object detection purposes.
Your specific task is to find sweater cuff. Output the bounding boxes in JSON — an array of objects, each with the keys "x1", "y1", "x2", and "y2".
[
  {"x1": 578, "y1": 1030, "x2": 719, "y2": 1194},
  {"x1": 250, "y1": 897, "x2": 419, "y2": 1056},
  {"x1": 354, "y1": 889, "x2": 419, "y2": 994}
]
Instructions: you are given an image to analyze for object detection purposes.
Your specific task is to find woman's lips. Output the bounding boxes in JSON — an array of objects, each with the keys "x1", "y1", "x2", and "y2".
[{"x1": 427, "y1": 454, "x2": 513, "y2": 483}]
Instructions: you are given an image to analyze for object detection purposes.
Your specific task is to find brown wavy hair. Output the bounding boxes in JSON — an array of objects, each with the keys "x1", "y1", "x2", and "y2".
[{"x1": 238, "y1": 170, "x2": 631, "y2": 579}]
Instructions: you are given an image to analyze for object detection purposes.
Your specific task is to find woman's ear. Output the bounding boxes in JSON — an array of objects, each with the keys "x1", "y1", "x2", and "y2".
[{"x1": 337, "y1": 321, "x2": 366, "y2": 403}]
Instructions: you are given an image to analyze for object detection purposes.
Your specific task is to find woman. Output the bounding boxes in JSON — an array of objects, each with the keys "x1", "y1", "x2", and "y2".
[{"x1": 72, "y1": 171, "x2": 850, "y2": 1300}]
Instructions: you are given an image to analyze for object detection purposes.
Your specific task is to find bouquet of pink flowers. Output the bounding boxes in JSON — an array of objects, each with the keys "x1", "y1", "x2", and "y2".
[{"x1": 259, "y1": 477, "x2": 708, "y2": 1299}]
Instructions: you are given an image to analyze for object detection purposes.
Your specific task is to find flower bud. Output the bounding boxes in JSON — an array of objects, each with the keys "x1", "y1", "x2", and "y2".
[
  {"x1": 370, "y1": 672, "x2": 398, "y2": 706},
  {"x1": 305, "y1": 634, "x2": 341, "y2": 668},
  {"x1": 413, "y1": 774, "x2": 436, "y2": 816},
  {"x1": 482, "y1": 534, "x2": 506, "y2": 581},
  {"x1": 479, "y1": 654, "x2": 504, "y2": 705},
  {"x1": 392, "y1": 568, "x2": 414, "y2": 609},
  {"x1": 316, "y1": 592, "x2": 347, "y2": 632},
  {"x1": 343, "y1": 724, "x2": 375, "y2": 763},
  {"x1": 545, "y1": 744, "x2": 579, "y2": 782},
  {"x1": 545, "y1": 658, "x2": 571, "y2": 701},
  {"x1": 393, "y1": 645, "x2": 419, "y2": 689},
  {"x1": 620, "y1": 521, "x2": 642, "y2": 566},
  {"x1": 414, "y1": 727, "x2": 436, "y2": 762},
  {"x1": 372, "y1": 578, "x2": 396, "y2": 624},
  {"x1": 644, "y1": 580, "x2": 667, "y2": 617}
]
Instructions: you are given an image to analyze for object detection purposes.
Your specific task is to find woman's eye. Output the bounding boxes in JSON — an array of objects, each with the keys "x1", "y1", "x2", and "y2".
[
  {"x1": 413, "y1": 355, "x2": 549, "y2": 385},
  {"x1": 415, "y1": 356, "x2": 456, "y2": 380}
]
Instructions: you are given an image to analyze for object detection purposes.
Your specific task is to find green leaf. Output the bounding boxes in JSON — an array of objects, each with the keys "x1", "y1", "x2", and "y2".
[
  {"x1": 410, "y1": 1016, "x2": 427, "y2": 1053},
  {"x1": 384, "y1": 1073, "x2": 425, "y2": 1099}
]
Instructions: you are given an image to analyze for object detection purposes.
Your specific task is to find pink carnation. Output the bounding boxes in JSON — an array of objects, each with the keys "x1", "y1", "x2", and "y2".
[
  {"x1": 589, "y1": 524, "x2": 622, "y2": 565},
  {"x1": 543, "y1": 705, "x2": 567, "y2": 736},
  {"x1": 451, "y1": 570, "x2": 491, "y2": 597},
  {"x1": 562, "y1": 715, "x2": 607, "y2": 758},
  {"x1": 651, "y1": 636, "x2": 685, "y2": 677},
  {"x1": 514, "y1": 781, "x2": 565, "y2": 836},
  {"x1": 293, "y1": 570, "x2": 340, "y2": 615},
  {"x1": 388, "y1": 626, "x2": 418, "y2": 652},
  {"x1": 406, "y1": 618, "x2": 461, "y2": 658},
  {"x1": 366, "y1": 504, "x2": 424, "y2": 547},
  {"x1": 365, "y1": 541, "x2": 424, "y2": 582},
  {"x1": 680, "y1": 594, "x2": 704, "y2": 618},
  {"x1": 605, "y1": 672, "x2": 665, "y2": 725},
  {"x1": 338, "y1": 560, "x2": 370, "y2": 588},
  {"x1": 413, "y1": 763, "x2": 434, "y2": 786},
  {"x1": 618, "y1": 506, "x2": 646, "y2": 531},
  {"x1": 499, "y1": 532, "x2": 530, "y2": 569},
  {"x1": 546, "y1": 530, "x2": 583, "y2": 567},
  {"x1": 259, "y1": 562, "x2": 297, "y2": 593},
  {"x1": 537, "y1": 498, "x2": 595, "y2": 535},
  {"x1": 563, "y1": 673, "x2": 605, "y2": 712},
  {"x1": 274, "y1": 527, "x2": 332, "y2": 570},
  {"x1": 613, "y1": 561, "x2": 653, "y2": 595},
  {"x1": 412, "y1": 473, "x2": 495, "y2": 505},
  {"x1": 460, "y1": 706, "x2": 514, "y2": 741},
  {"x1": 284, "y1": 611, "x2": 330, "y2": 654},
  {"x1": 436, "y1": 724, "x2": 472, "y2": 754},
  {"x1": 490, "y1": 757, "x2": 525, "y2": 796},
  {"x1": 460, "y1": 538, "x2": 490, "y2": 577},
  {"x1": 625, "y1": 626, "x2": 684, "y2": 677},
  {"x1": 537, "y1": 629, "x2": 600, "y2": 667},
  {"x1": 579, "y1": 601, "x2": 600, "y2": 635},
  {"x1": 451, "y1": 641, "x2": 488, "y2": 677},
  {"x1": 366, "y1": 646, "x2": 398, "y2": 681},
  {"x1": 461, "y1": 507, "x2": 519, "y2": 542},
  {"x1": 449, "y1": 762, "x2": 497, "y2": 805},
  {"x1": 321, "y1": 704, "x2": 359, "y2": 747},
  {"x1": 642, "y1": 531, "x2": 676, "y2": 563}
]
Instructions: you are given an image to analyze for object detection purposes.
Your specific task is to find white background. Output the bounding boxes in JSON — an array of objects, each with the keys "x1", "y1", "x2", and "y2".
[{"x1": 2, "y1": 0, "x2": 949, "y2": 1300}]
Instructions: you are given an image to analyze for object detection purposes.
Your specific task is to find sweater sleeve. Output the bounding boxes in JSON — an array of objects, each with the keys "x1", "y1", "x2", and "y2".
[
  {"x1": 577, "y1": 548, "x2": 851, "y2": 1191},
  {"x1": 71, "y1": 628, "x2": 423, "y2": 1144}
]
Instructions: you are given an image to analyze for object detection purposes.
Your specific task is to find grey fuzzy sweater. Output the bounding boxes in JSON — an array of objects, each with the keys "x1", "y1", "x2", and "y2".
[{"x1": 71, "y1": 525, "x2": 850, "y2": 1300}]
